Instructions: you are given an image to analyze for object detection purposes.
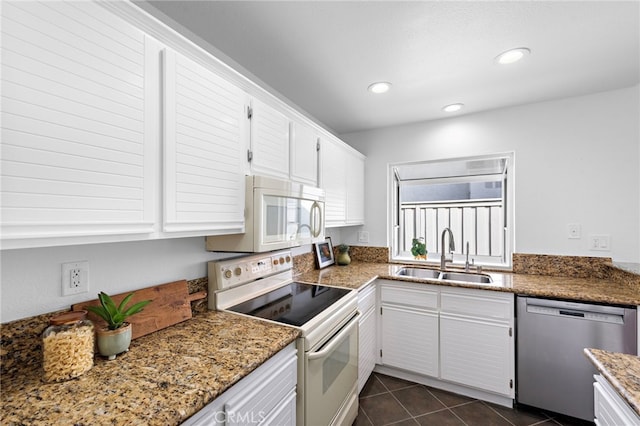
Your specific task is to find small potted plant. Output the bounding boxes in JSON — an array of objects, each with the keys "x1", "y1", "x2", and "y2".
[
  {"x1": 86, "y1": 292, "x2": 150, "y2": 360},
  {"x1": 411, "y1": 238, "x2": 427, "y2": 260},
  {"x1": 336, "y1": 244, "x2": 351, "y2": 266}
]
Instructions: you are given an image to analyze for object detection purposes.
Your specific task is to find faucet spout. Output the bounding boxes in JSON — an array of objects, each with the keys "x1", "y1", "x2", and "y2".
[{"x1": 440, "y1": 228, "x2": 456, "y2": 271}]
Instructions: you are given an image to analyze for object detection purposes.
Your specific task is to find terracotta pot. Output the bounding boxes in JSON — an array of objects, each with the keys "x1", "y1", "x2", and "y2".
[{"x1": 96, "y1": 323, "x2": 132, "y2": 360}]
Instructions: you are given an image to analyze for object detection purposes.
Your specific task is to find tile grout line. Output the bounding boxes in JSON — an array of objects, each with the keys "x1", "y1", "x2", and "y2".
[
  {"x1": 480, "y1": 400, "x2": 517, "y2": 426},
  {"x1": 385, "y1": 386, "x2": 417, "y2": 425}
]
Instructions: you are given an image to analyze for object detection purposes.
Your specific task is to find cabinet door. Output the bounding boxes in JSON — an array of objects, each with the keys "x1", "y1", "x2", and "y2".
[
  {"x1": 346, "y1": 152, "x2": 365, "y2": 225},
  {"x1": 163, "y1": 49, "x2": 246, "y2": 235},
  {"x1": 1, "y1": 1, "x2": 157, "y2": 248},
  {"x1": 290, "y1": 121, "x2": 318, "y2": 186},
  {"x1": 249, "y1": 98, "x2": 290, "y2": 179},
  {"x1": 440, "y1": 314, "x2": 513, "y2": 396},
  {"x1": 320, "y1": 136, "x2": 347, "y2": 227},
  {"x1": 381, "y1": 304, "x2": 439, "y2": 377},
  {"x1": 358, "y1": 283, "x2": 377, "y2": 392}
]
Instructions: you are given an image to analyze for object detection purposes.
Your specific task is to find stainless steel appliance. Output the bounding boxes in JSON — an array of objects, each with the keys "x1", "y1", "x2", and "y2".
[
  {"x1": 516, "y1": 296, "x2": 637, "y2": 421},
  {"x1": 208, "y1": 250, "x2": 359, "y2": 426},
  {"x1": 206, "y1": 175, "x2": 325, "y2": 253}
]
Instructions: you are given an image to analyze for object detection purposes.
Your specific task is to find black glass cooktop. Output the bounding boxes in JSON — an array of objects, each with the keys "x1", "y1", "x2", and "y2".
[{"x1": 228, "y1": 282, "x2": 351, "y2": 326}]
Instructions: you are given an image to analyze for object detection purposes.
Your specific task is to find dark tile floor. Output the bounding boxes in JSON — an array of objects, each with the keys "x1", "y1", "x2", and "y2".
[{"x1": 354, "y1": 373, "x2": 595, "y2": 426}]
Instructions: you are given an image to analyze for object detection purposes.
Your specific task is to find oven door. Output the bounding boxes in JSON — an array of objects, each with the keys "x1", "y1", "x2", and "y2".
[{"x1": 305, "y1": 313, "x2": 359, "y2": 426}]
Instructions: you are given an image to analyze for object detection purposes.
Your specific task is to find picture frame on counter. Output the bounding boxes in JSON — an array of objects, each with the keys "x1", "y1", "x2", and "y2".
[{"x1": 314, "y1": 237, "x2": 335, "y2": 269}]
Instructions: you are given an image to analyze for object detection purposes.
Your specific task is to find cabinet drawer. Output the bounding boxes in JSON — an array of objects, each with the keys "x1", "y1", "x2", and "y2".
[
  {"x1": 380, "y1": 284, "x2": 438, "y2": 309},
  {"x1": 441, "y1": 289, "x2": 512, "y2": 320},
  {"x1": 259, "y1": 390, "x2": 296, "y2": 426},
  {"x1": 225, "y1": 347, "x2": 297, "y2": 425}
]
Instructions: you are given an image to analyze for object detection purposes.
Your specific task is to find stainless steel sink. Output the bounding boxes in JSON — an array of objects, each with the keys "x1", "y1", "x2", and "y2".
[
  {"x1": 394, "y1": 268, "x2": 494, "y2": 284},
  {"x1": 395, "y1": 267, "x2": 441, "y2": 279},
  {"x1": 439, "y1": 271, "x2": 493, "y2": 284}
]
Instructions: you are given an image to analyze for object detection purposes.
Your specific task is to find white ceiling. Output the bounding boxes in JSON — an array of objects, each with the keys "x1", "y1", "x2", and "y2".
[{"x1": 142, "y1": 1, "x2": 640, "y2": 135}]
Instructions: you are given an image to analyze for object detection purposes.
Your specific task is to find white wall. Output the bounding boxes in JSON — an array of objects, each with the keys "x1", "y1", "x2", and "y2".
[
  {"x1": 0, "y1": 233, "x2": 340, "y2": 323},
  {"x1": 0, "y1": 238, "x2": 236, "y2": 323},
  {"x1": 341, "y1": 86, "x2": 640, "y2": 264}
]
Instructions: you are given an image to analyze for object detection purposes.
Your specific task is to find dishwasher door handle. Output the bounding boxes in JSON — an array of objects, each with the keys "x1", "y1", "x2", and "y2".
[{"x1": 559, "y1": 310, "x2": 585, "y2": 318}]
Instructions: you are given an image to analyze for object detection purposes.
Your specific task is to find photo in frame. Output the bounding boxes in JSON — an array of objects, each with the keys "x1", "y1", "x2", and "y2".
[{"x1": 314, "y1": 237, "x2": 335, "y2": 269}]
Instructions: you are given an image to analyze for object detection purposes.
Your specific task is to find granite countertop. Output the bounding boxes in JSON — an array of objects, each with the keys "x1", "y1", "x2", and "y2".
[
  {"x1": 584, "y1": 348, "x2": 640, "y2": 417},
  {"x1": 295, "y1": 261, "x2": 640, "y2": 306},
  {"x1": 1, "y1": 310, "x2": 300, "y2": 426}
]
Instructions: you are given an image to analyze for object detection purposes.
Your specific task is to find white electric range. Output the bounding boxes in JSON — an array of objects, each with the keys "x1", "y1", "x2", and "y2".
[{"x1": 208, "y1": 250, "x2": 359, "y2": 426}]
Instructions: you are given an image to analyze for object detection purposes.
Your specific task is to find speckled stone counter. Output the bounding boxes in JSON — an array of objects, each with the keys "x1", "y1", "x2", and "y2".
[
  {"x1": 295, "y1": 261, "x2": 640, "y2": 305},
  {"x1": 1, "y1": 310, "x2": 300, "y2": 426},
  {"x1": 584, "y1": 348, "x2": 640, "y2": 416}
]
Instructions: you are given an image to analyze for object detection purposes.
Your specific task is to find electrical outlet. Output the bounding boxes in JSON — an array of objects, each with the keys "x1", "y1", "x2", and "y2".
[
  {"x1": 567, "y1": 223, "x2": 581, "y2": 239},
  {"x1": 358, "y1": 231, "x2": 369, "y2": 243},
  {"x1": 62, "y1": 261, "x2": 89, "y2": 296}
]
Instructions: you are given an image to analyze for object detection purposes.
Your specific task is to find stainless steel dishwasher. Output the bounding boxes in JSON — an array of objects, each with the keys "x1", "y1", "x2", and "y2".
[{"x1": 516, "y1": 296, "x2": 637, "y2": 421}]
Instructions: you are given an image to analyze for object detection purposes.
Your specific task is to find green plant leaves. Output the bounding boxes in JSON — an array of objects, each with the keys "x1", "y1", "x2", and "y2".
[{"x1": 85, "y1": 291, "x2": 151, "y2": 330}]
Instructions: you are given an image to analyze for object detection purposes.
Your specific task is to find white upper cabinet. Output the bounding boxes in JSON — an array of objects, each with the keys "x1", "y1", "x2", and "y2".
[
  {"x1": 320, "y1": 136, "x2": 348, "y2": 226},
  {"x1": 162, "y1": 49, "x2": 247, "y2": 235},
  {"x1": 1, "y1": 1, "x2": 157, "y2": 248},
  {"x1": 290, "y1": 121, "x2": 319, "y2": 186},
  {"x1": 346, "y1": 152, "x2": 365, "y2": 225},
  {"x1": 320, "y1": 135, "x2": 365, "y2": 227},
  {"x1": 248, "y1": 98, "x2": 290, "y2": 180}
]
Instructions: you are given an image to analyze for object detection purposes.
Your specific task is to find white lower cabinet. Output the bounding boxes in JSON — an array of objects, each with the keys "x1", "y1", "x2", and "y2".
[
  {"x1": 376, "y1": 279, "x2": 516, "y2": 404},
  {"x1": 440, "y1": 287, "x2": 515, "y2": 398},
  {"x1": 594, "y1": 374, "x2": 640, "y2": 426},
  {"x1": 379, "y1": 281, "x2": 439, "y2": 377},
  {"x1": 358, "y1": 283, "x2": 377, "y2": 392},
  {"x1": 182, "y1": 343, "x2": 297, "y2": 426}
]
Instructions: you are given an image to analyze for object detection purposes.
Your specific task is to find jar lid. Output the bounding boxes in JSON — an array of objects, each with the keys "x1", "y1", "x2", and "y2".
[{"x1": 49, "y1": 310, "x2": 88, "y2": 325}]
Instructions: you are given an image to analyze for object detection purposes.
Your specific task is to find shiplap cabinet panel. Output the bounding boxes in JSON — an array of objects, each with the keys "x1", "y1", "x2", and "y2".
[
  {"x1": 249, "y1": 98, "x2": 290, "y2": 179},
  {"x1": 290, "y1": 120, "x2": 318, "y2": 186},
  {"x1": 1, "y1": 1, "x2": 157, "y2": 247},
  {"x1": 440, "y1": 315, "x2": 513, "y2": 395},
  {"x1": 320, "y1": 135, "x2": 365, "y2": 227},
  {"x1": 440, "y1": 288, "x2": 515, "y2": 398},
  {"x1": 346, "y1": 152, "x2": 365, "y2": 225},
  {"x1": 163, "y1": 49, "x2": 246, "y2": 234},
  {"x1": 380, "y1": 282, "x2": 439, "y2": 377},
  {"x1": 358, "y1": 284, "x2": 377, "y2": 393},
  {"x1": 320, "y1": 136, "x2": 347, "y2": 226},
  {"x1": 381, "y1": 305, "x2": 439, "y2": 377}
]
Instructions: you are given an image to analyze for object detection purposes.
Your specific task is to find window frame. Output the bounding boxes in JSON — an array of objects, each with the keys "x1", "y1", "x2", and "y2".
[{"x1": 388, "y1": 152, "x2": 515, "y2": 269}]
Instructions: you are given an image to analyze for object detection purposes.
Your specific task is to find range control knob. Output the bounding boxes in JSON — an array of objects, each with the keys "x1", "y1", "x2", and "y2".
[
  {"x1": 234, "y1": 267, "x2": 242, "y2": 276},
  {"x1": 223, "y1": 269, "x2": 232, "y2": 279},
  {"x1": 273, "y1": 258, "x2": 279, "y2": 265},
  {"x1": 285, "y1": 255, "x2": 291, "y2": 263},
  {"x1": 279, "y1": 257, "x2": 285, "y2": 265}
]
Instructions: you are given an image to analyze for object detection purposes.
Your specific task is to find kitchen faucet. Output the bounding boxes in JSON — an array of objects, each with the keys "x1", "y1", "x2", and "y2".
[{"x1": 440, "y1": 228, "x2": 456, "y2": 271}]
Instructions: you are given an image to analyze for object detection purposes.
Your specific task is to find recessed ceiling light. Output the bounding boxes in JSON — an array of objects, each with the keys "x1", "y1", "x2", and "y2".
[
  {"x1": 368, "y1": 82, "x2": 391, "y2": 94},
  {"x1": 495, "y1": 47, "x2": 531, "y2": 65},
  {"x1": 442, "y1": 103, "x2": 464, "y2": 113}
]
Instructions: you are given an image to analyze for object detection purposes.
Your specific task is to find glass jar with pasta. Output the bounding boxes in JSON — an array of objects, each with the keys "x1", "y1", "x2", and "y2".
[{"x1": 42, "y1": 310, "x2": 94, "y2": 382}]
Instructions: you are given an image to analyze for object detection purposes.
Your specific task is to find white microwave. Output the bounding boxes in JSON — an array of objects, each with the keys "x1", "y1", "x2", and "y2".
[{"x1": 206, "y1": 175, "x2": 325, "y2": 253}]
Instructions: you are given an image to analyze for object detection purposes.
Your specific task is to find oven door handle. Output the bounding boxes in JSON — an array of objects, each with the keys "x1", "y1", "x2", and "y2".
[{"x1": 308, "y1": 313, "x2": 359, "y2": 361}]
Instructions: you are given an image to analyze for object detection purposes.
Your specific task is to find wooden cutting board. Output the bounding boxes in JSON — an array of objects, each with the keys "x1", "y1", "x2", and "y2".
[{"x1": 72, "y1": 280, "x2": 206, "y2": 340}]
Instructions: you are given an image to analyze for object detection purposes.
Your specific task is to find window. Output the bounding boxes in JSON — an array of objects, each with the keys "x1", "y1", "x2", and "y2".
[{"x1": 389, "y1": 153, "x2": 514, "y2": 267}]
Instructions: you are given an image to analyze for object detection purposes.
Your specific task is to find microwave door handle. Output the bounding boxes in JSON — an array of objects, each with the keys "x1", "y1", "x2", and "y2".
[
  {"x1": 311, "y1": 201, "x2": 322, "y2": 238},
  {"x1": 307, "y1": 313, "x2": 359, "y2": 361}
]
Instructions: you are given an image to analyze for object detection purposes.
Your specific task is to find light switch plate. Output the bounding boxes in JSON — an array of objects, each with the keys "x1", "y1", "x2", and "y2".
[{"x1": 588, "y1": 235, "x2": 610, "y2": 251}]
